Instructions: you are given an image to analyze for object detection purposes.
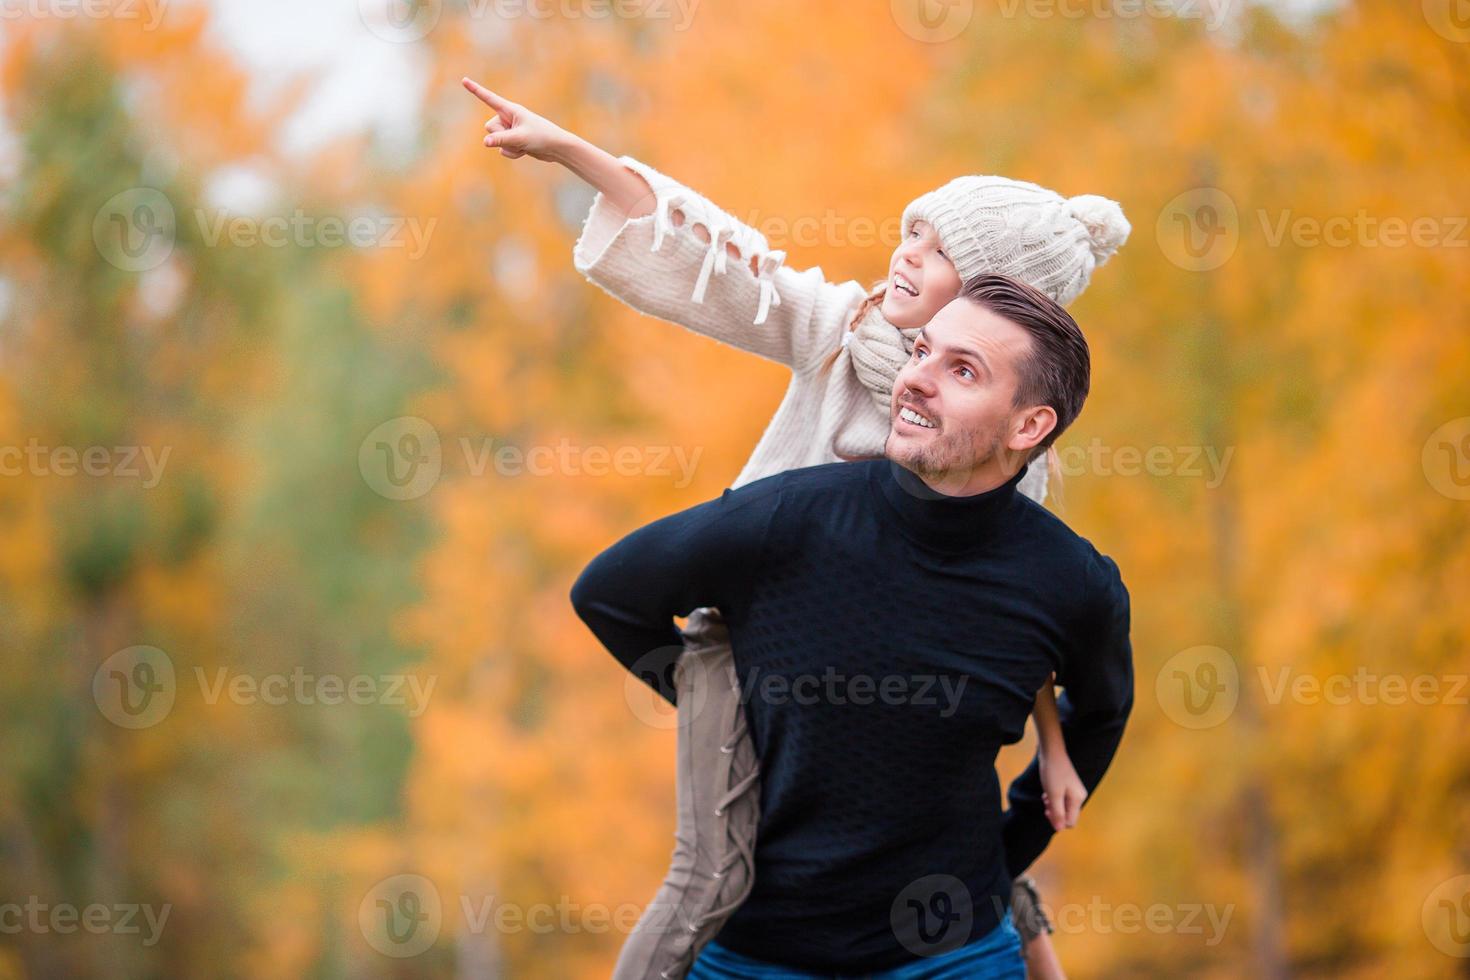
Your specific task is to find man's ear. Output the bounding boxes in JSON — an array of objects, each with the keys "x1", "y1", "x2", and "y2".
[{"x1": 1006, "y1": 404, "x2": 1057, "y2": 455}]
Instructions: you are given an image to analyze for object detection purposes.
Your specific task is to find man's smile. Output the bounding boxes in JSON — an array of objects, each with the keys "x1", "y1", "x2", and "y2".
[{"x1": 897, "y1": 407, "x2": 937, "y2": 430}]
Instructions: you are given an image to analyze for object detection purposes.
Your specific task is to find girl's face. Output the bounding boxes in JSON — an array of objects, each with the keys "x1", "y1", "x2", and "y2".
[{"x1": 881, "y1": 219, "x2": 962, "y2": 328}]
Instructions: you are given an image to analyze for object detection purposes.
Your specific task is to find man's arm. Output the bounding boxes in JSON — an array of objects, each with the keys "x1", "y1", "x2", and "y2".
[
  {"x1": 568, "y1": 478, "x2": 781, "y2": 706},
  {"x1": 1002, "y1": 553, "x2": 1134, "y2": 877}
]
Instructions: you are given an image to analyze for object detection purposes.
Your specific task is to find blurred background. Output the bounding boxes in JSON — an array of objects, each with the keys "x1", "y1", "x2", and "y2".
[{"x1": 0, "y1": 0, "x2": 1467, "y2": 976}]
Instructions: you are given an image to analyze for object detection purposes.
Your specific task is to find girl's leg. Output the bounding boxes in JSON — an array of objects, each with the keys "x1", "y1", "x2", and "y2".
[
  {"x1": 1011, "y1": 874, "x2": 1060, "y2": 978},
  {"x1": 1009, "y1": 874, "x2": 1054, "y2": 946},
  {"x1": 612, "y1": 607, "x2": 762, "y2": 980}
]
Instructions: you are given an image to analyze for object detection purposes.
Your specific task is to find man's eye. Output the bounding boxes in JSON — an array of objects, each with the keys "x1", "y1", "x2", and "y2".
[{"x1": 958, "y1": 366, "x2": 974, "y2": 380}]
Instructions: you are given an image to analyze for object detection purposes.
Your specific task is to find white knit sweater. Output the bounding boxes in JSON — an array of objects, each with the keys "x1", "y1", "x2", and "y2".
[{"x1": 572, "y1": 155, "x2": 1049, "y2": 504}]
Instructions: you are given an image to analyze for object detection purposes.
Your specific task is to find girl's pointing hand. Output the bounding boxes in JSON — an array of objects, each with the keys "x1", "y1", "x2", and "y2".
[{"x1": 462, "y1": 77, "x2": 567, "y2": 162}]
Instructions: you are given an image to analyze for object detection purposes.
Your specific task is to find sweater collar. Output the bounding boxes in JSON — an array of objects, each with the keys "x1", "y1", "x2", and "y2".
[{"x1": 871, "y1": 456, "x2": 1028, "y2": 553}]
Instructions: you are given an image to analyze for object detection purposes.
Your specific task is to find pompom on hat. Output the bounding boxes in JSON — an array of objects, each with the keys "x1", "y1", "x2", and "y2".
[{"x1": 900, "y1": 175, "x2": 1130, "y2": 306}]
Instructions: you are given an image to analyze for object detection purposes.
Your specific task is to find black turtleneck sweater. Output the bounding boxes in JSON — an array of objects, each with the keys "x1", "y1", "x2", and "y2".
[{"x1": 570, "y1": 457, "x2": 1134, "y2": 972}]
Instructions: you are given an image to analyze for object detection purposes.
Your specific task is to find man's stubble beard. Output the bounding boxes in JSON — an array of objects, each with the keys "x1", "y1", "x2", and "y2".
[{"x1": 886, "y1": 413, "x2": 1011, "y2": 487}]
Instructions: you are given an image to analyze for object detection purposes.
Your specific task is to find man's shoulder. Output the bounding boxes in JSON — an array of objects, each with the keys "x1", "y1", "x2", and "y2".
[
  {"x1": 723, "y1": 460, "x2": 875, "y2": 534},
  {"x1": 734, "y1": 459, "x2": 875, "y2": 497},
  {"x1": 1016, "y1": 498, "x2": 1128, "y2": 606}
]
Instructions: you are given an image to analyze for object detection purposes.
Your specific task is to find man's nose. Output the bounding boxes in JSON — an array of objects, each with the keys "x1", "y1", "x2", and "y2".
[{"x1": 897, "y1": 360, "x2": 938, "y2": 397}]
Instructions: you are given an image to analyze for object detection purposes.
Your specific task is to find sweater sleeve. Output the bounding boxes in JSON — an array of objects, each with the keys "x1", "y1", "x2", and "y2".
[
  {"x1": 568, "y1": 475, "x2": 783, "y2": 706},
  {"x1": 572, "y1": 154, "x2": 867, "y2": 374},
  {"x1": 1001, "y1": 551, "x2": 1135, "y2": 877}
]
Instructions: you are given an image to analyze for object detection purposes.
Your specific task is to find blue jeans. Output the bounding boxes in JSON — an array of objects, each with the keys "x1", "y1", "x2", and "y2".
[{"x1": 687, "y1": 909, "x2": 1026, "y2": 979}]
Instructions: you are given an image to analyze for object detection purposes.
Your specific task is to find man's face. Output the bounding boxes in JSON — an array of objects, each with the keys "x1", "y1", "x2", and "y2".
[{"x1": 884, "y1": 297, "x2": 1055, "y2": 494}]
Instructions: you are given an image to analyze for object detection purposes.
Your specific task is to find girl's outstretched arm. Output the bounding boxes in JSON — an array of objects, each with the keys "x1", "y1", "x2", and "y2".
[
  {"x1": 463, "y1": 76, "x2": 865, "y2": 372},
  {"x1": 1033, "y1": 675, "x2": 1088, "y2": 831}
]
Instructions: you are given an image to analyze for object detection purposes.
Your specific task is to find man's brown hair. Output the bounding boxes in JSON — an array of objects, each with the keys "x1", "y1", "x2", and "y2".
[{"x1": 960, "y1": 274, "x2": 1090, "y2": 461}]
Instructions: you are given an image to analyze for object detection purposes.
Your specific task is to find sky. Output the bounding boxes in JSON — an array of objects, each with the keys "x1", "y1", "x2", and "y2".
[{"x1": 201, "y1": 0, "x2": 428, "y2": 158}]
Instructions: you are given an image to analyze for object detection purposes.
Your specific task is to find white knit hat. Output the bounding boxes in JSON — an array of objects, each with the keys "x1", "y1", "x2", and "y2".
[{"x1": 901, "y1": 176, "x2": 1130, "y2": 306}]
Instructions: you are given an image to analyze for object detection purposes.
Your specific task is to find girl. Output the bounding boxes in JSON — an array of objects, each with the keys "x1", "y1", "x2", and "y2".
[{"x1": 464, "y1": 76, "x2": 1127, "y2": 980}]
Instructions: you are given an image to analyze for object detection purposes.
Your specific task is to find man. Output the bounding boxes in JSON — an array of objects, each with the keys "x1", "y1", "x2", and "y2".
[{"x1": 571, "y1": 274, "x2": 1134, "y2": 977}]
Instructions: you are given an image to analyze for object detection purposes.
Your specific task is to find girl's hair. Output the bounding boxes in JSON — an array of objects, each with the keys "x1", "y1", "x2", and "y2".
[{"x1": 1043, "y1": 445, "x2": 1064, "y2": 512}]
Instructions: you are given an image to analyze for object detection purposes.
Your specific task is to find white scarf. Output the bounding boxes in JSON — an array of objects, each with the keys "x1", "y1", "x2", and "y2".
[{"x1": 845, "y1": 301, "x2": 919, "y2": 414}]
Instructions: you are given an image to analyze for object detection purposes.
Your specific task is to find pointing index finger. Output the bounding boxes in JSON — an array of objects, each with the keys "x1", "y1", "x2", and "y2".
[{"x1": 462, "y1": 77, "x2": 512, "y2": 113}]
